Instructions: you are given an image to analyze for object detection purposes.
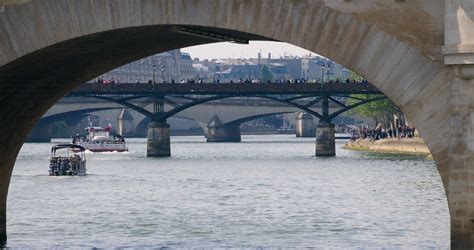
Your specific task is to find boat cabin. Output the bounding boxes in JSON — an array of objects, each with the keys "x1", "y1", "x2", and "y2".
[
  {"x1": 72, "y1": 126, "x2": 127, "y2": 152},
  {"x1": 49, "y1": 144, "x2": 87, "y2": 176}
]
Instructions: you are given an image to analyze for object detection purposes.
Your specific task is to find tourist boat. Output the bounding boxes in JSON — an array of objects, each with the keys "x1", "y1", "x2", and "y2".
[
  {"x1": 72, "y1": 124, "x2": 128, "y2": 152},
  {"x1": 49, "y1": 144, "x2": 87, "y2": 176}
]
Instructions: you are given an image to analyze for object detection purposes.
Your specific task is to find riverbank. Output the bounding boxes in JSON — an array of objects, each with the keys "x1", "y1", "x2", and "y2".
[{"x1": 343, "y1": 138, "x2": 431, "y2": 156}]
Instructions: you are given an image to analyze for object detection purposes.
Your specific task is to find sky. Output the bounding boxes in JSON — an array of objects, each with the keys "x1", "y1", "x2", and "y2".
[{"x1": 181, "y1": 41, "x2": 316, "y2": 60}]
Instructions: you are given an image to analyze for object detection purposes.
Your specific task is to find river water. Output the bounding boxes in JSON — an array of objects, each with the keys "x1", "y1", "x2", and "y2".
[{"x1": 7, "y1": 135, "x2": 449, "y2": 248}]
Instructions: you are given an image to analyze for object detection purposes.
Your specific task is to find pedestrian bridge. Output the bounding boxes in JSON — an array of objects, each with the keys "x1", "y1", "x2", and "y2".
[
  {"x1": 69, "y1": 82, "x2": 382, "y2": 95},
  {"x1": 63, "y1": 82, "x2": 385, "y2": 157}
]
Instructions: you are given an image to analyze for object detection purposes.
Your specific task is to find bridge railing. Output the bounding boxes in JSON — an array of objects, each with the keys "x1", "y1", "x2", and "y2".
[{"x1": 69, "y1": 82, "x2": 383, "y2": 95}]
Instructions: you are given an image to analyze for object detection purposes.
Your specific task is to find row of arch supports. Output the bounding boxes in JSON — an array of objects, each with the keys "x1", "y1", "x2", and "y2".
[
  {"x1": 145, "y1": 114, "x2": 336, "y2": 158},
  {"x1": 205, "y1": 114, "x2": 336, "y2": 158},
  {"x1": 146, "y1": 116, "x2": 244, "y2": 158},
  {"x1": 70, "y1": 91, "x2": 379, "y2": 159}
]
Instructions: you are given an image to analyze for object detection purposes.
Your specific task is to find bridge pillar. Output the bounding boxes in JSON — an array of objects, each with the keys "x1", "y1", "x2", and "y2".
[
  {"x1": 315, "y1": 121, "x2": 335, "y2": 157},
  {"x1": 117, "y1": 108, "x2": 134, "y2": 136},
  {"x1": 441, "y1": 74, "x2": 474, "y2": 249},
  {"x1": 443, "y1": 1, "x2": 474, "y2": 70},
  {"x1": 207, "y1": 116, "x2": 241, "y2": 142},
  {"x1": 146, "y1": 121, "x2": 170, "y2": 157},
  {"x1": 295, "y1": 112, "x2": 315, "y2": 137},
  {"x1": 442, "y1": 2, "x2": 474, "y2": 248}
]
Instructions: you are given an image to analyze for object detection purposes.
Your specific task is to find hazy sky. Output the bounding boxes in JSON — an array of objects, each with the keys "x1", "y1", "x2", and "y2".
[{"x1": 181, "y1": 41, "x2": 316, "y2": 60}]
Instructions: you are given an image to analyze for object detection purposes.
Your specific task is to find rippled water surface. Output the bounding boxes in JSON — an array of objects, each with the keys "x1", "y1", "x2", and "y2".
[{"x1": 7, "y1": 135, "x2": 449, "y2": 248}]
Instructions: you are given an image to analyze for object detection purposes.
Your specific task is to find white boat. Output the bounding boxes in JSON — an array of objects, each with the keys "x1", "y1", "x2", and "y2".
[
  {"x1": 72, "y1": 125, "x2": 128, "y2": 152},
  {"x1": 49, "y1": 144, "x2": 87, "y2": 176}
]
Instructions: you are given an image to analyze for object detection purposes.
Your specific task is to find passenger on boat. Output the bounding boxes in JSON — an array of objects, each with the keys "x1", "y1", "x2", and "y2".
[{"x1": 70, "y1": 154, "x2": 80, "y2": 163}]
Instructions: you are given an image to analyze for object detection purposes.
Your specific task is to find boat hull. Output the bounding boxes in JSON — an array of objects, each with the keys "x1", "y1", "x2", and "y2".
[
  {"x1": 85, "y1": 148, "x2": 128, "y2": 152},
  {"x1": 73, "y1": 143, "x2": 128, "y2": 153}
]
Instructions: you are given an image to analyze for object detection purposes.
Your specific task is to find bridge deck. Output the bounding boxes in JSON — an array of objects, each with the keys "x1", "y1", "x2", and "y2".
[{"x1": 69, "y1": 83, "x2": 383, "y2": 95}]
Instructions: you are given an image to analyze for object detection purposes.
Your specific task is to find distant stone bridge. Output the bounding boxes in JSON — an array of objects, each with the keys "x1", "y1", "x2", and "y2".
[
  {"x1": 29, "y1": 96, "x2": 339, "y2": 142},
  {"x1": 33, "y1": 83, "x2": 384, "y2": 144}
]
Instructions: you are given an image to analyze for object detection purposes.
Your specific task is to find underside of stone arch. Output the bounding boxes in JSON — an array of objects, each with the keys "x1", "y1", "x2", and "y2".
[{"x1": 1, "y1": 0, "x2": 472, "y2": 248}]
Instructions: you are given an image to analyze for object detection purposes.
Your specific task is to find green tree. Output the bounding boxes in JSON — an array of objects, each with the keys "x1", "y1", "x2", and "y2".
[
  {"x1": 347, "y1": 94, "x2": 399, "y2": 127},
  {"x1": 348, "y1": 70, "x2": 364, "y2": 82},
  {"x1": 259, "y1": 65, "x2": 274, "y2": 82},
  {"x1": 50, "y1": 121, "x2": 70, "y2": 138},
  {"x1": 262, "y1": 115, "x2": 283, "y2": 128},
  {"x1": 347, "y1": 71, "x2": 400, "y2": 128}
]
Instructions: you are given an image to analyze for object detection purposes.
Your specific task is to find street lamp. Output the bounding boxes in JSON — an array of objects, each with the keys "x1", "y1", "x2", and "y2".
[
  {"x1": 321, "y1": 64, "x2": 326, "y2": 83},
  {"x1": 160, "y1": 64, "x2": 166, "y2": 83},
  {"x1": 152, "y1": 64, "x2": 157, "y2": 84}
]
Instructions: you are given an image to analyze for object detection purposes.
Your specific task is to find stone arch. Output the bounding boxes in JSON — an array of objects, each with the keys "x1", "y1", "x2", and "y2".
[
  {"x1": 27, "y1": 107, "x2": 119, "y2": 141},
  {"x1": 225, "y1": 112, "x2": 294, "y2": 127},
  {"x1": 1, "y1": 0, "x2": 465, "y2": 246},
  {"x1": 38, "y1": 107, "x2": 120, "y2": 126}
]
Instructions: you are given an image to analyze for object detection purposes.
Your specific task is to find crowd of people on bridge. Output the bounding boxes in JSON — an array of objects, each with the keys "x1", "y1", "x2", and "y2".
[
  {"x1": 93, "y1": 76, "x2": 369, "y2": 85},
  {"x1": 350, "y1": 125, "x2": 417, "y2": 141}
]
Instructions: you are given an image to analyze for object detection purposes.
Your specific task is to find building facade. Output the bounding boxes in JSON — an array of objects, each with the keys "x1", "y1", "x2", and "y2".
[{"x1": 92, "y1": 50, "x2": 196, "y2": 83}]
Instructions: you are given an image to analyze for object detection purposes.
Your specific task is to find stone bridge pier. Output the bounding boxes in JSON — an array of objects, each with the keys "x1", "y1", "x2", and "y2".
[
  {"x1": 442, "y1": 74, "x2": 474, "y2": 247},
  {"x1": 314, "y1": 96, "x2": 336, "y2": 157},
  {"x1": 315, "y1": 121, "x2": 335, "y2": 157},
  {"x1": 294, "y1": 113, "x2": 336, "y2": 157},
  {"x1": 146, "y1": 121, "x2": 171, "y2": 157},
  {"x1": 295, "y1": 112, "x2": 315, "y2": 138},
  {"x1": 147, "y1": 95, "x2": 171, "y2": 157},
  {"x1": 438, "y1": 1, "x2": 474, "y2": 247},
  {"x1": 206, "y1": 116, "x2": 241, "y2": 143}
]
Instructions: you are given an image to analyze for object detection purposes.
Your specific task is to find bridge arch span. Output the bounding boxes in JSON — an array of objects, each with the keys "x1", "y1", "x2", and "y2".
[
  {"x1": 27, "y1": 107, "x2": 120, "y2": 141},
  {"x1": 38, "y1": 107, "x2": 120, "y2": 127},
  {"x1": 225, "y1": 112, "x2": 294, "y2": 127},
  {"x1": 1, "y1": 0, "x2": 468, "y2": 246},
  {"x1": 135, "y1": 115, "x2": 203, "y2": 137}
]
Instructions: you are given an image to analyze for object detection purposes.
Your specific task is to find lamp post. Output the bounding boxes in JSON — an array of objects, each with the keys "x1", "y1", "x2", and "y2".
[
  {"x1": 321, "y1": 64, "x2": 326, "y2": 83},
  {"x1": 152, "y1": 64, "x2": 156, "y2": 84},
  {"x1": 214, "y1": 65, "x2": 220, "y2": 83},
  {"x1": 160, "y1": 64, "x2": 166, "y2": 83}
]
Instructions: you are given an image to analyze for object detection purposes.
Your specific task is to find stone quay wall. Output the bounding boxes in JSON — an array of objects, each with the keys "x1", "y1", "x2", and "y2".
[{"x1": 344, "y1": 138, "x2": 431, "y2": 156}]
